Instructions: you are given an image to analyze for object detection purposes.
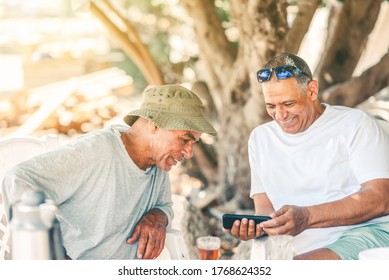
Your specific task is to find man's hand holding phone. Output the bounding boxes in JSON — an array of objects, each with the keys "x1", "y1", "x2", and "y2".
[{"x1": 222, "y1": 214, "x2": 270, "y2": 241}]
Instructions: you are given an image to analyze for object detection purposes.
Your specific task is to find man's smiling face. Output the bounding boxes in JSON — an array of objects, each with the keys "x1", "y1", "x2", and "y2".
[
  {"x1": 263, "y1": 78, "x2": 319, "y2": 134},
  {"x1": 150, "y1": 129, "x2": 202, "y2": 171}
]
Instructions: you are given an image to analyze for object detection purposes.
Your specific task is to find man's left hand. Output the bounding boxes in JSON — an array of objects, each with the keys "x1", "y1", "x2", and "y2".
[
  {"x1": 261, "y1": 205, "x2": 310, "y2": 236},
  {"x1": 126, "y1": 208, "x2": 168, "y2": 259}
]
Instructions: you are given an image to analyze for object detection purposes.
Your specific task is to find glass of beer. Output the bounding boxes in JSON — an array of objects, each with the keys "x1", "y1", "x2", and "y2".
[{"x1": 196, "y1": 236, "x2": 221, "y2": 260}]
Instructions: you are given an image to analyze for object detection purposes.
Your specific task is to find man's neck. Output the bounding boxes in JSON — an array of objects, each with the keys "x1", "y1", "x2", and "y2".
[{"x1": 120, "y1": 130, "x2": 152, "y2": 171}]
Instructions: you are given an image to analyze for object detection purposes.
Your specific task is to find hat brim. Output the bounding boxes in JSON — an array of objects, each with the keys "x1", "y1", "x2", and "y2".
[{"x1": 123, "y1": 110, "x2": 217, "y2": 136}]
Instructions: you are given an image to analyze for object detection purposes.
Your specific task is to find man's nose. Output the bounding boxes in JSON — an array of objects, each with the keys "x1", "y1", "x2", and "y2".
[
  {"x1": 182, "y1": 143, "x2": 194, "y2": 159},
  {"x1": 275, "y1": 106, "x2": 287, "y2": 121}
]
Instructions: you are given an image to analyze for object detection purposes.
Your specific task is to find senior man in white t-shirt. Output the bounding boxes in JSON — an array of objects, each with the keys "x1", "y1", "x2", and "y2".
[{"x1": 226, "y1": 53, "x2": 389, "y2": 260}]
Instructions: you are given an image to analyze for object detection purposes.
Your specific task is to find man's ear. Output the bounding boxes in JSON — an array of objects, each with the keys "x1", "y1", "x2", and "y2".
[{"x1": 307, "y1": 80, "x2": 319, "y2": 100}]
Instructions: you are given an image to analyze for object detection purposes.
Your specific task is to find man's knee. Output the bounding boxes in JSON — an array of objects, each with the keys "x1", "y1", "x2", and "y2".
[{"x1": 293, "y1": 248, "x2": 341, "y2": 260}]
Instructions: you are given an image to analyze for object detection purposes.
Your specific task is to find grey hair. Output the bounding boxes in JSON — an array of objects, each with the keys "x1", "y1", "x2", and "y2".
[{"x1": 264, "y1": 53, "x2": 312, "y2": 93}]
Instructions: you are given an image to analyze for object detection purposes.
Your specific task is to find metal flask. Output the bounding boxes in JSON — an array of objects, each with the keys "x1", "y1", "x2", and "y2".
[{"x1": 9, "y1": 190, "x2": 65, "y2": 260}]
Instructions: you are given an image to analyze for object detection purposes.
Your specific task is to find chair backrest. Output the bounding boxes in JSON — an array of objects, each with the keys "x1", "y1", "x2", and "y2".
[
  {"x1": 0, "y1": 134, "x2": 59, "y2": 260},
  {"x1": 157, "y1": 194, "x2": 191, "y2": 260},
  {"x1": 160, "y1": 229, "x2": 190, "y2": 260}
]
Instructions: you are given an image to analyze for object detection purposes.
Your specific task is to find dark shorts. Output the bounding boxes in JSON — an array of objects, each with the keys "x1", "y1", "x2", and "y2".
[{"x1": 324, "y1": 222, "x2": 389, "y2": 260}]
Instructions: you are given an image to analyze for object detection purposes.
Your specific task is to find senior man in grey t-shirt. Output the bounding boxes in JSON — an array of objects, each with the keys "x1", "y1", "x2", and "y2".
[{"x1": 2, "y1": 84, "x2": 217, "y2": 260}]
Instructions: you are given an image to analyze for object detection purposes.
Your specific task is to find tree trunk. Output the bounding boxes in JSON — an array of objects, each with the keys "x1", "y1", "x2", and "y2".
[
  {"x1": 181, "y1": 0, "x2": 288, "y2": 208},
  {"x1": 90, "y1": 0, "x2": 388, "y2": 211},
  {"x1": 315, "y1": 0, "x2": 381, "y2": 91}
]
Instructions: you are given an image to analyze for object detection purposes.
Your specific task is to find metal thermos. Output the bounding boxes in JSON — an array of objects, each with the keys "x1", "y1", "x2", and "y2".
[{"x1": 9, "y1": 190, "x2": 65, "y2": 260}]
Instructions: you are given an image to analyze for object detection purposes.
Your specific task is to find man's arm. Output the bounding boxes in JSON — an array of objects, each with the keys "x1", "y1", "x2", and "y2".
[
  {"x1": 307, "y1": 178, "x2": 389, "y2": 227},
  {"x1": 126, "y1": 208, "x2": 168, "y2": 259},
  {"x1": 261, "y1": 178, "x2": 389, "y2": 236}
]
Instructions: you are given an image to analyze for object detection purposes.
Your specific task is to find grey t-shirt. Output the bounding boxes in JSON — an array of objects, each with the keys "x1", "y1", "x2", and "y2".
[{"x1": 2, "y1": 125, "x2": 173, "y2": 259}]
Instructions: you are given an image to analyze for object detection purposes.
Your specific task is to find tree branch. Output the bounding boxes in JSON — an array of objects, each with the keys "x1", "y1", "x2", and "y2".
[
  {"x1": 315, "y1": 0, "x2": 381, "y2": 90},
  {"x1": 285, "y1": 0, "x2": 322, "y2": 54},
  {"x1": 90, "y1": 1, "x2": 163, "y2": 85},
  {"x1": 100, "y1": 0, "x2": 163, "y2": 85},
  {"x1": 321, "y1": 51, "x2": 389, "y2": 107}
]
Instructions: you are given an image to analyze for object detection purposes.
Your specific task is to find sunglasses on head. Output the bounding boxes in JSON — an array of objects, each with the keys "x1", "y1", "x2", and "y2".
[{"x1": 256, "y1": 65, "x2": 311, "y2": 83}]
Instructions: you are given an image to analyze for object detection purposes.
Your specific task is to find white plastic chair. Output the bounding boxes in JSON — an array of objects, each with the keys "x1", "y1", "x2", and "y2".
[
  {"x1": 0, "y1": 134, "x2": 60, "y2": 260},
  {"x1": 157, "y1": 229, "x2": 190, "y2": 260},
  {"x1": 250, "y1": 235, "x2": 295, "y2": 260}
]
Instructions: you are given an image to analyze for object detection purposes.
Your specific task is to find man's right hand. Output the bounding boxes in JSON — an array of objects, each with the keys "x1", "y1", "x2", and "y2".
[
  {"x1": 126, "y1": 208, "x2": 168, "y2": 259},
  {"x1": 223, "y1": 218, "x2": 266, "y2": 241}
]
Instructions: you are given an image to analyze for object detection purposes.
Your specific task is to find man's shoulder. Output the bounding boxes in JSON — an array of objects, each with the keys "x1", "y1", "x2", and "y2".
[
  {"x1": 252, "y1": 120, "x2": 277, "y2": 133},
  {"x1": 249, "y1": 120, "x2": 278, "y2": 143},
  {"x1": 324, "y1": 105, "x2": 381, "y2": 140},
  {"x1": 328, "y1": 104, "x2": 370, "y2": 119},
  {"x1": 75, "y1": 124, "x2": 127, "y2": 143}
]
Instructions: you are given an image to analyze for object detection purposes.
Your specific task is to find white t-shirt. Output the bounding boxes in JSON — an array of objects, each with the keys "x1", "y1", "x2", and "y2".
[{"x1": 249, "y1": 104, "x2": 389, "y2": 254}]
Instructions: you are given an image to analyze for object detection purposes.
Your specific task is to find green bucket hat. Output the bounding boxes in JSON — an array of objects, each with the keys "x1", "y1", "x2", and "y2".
[{"x1": 123, "y1": 84, "x2": 217, "y2": 136}]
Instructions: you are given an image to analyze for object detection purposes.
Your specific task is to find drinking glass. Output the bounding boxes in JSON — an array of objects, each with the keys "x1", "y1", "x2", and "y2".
[{"x1": 196, "y1": 236, "x2": 221, "y2": 260}]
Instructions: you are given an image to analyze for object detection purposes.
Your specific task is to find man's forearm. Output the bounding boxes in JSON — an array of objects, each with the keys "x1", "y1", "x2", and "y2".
[{"x1": 307, "y1": 179, "x2": 389, "y2": 228}]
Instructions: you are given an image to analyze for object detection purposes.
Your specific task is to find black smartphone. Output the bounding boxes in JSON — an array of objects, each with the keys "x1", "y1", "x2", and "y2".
[{"x1": 222, "y1": 214, "x2": 271, "y2": 230}]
